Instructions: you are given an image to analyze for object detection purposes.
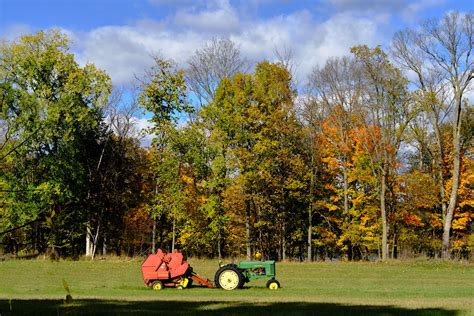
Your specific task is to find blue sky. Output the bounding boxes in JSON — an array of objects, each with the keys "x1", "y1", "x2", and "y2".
[
  {"x1": 2, "y1": 0, "x2": 472, "y2": 86},
  {"x1": 1, "y1": 1, "x2": 471, "y2": 33}
]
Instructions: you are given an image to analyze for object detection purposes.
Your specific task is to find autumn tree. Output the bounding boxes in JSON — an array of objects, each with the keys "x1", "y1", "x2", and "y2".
[
  {"x1": 351, "y1": 45, "x2": 412, "y2": 260},
  {"x1": 298, "y1": 93, "x2": 326, "y2": 261},
  {"x1": 391, "y1": 12, "x2": 473, "y2": 258},
  {"x1": 308, "y1": 56, "x2": 364, "y2": 259}
]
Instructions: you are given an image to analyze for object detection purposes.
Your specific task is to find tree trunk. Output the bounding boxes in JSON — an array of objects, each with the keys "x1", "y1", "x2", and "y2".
[
  {"x1": 86, "y1": 222, "x2": 92, "y2": 257},
  {"x1": 90, "y1": 209, "x2": 104, "y2": 260},
  {"x1": 91, "y1": 220, "x2": 101, "y2": 260},
  {"x1": 442, "y1": 94, "x2": 463, "y2": 259},
  {"x1": 343, "y1": 167, "x2": 349, "y2": 215},
  {"x1": 217, "y1": 230, "x2": 222, "y2": 260},
  {"x1": 171, "y1": 214, "x2": 176, "y2": 252},
  {"x1": 343, "y1": 166, "x2": 351, "y2": 260},
  {"x1": 432, "y1": 115, "x2": 447, "y2": 219},
  {"x1": 307, "y1": 209, "x2": 312, "y2": 262},
  {"x1": 282, "y1": 221, "x2": 287, "y2": 261},
  {"x1": 159, "y1": 213, "x2": 164, "y2": 247},
  {"x1": 152, "y1": 183, "x2": 158, "y2": 253},
  {"x1": 152, "y1": 217, "x2": 156, "y2": 253},
  {"x1": 391, "y1": 229, "x2": 397, "y2": 259},
  {"x1": 381, "y1": 171, "x2": 388, "y2": 260},
  {"x1": 245, "y1": 199, "x2": 251, "y2": 260},
  {"x1": 308, "y1": 155, "x2": 315, "y2": 262},
  {"x1": 377, "y1": 238, "x2": 381, "y2": 260},
  {"x1": 102, "y1": 234, "x2": 107, "y2": 256}
]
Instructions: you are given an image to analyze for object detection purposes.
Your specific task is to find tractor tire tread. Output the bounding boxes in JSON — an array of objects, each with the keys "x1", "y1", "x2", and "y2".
[
  {"x1": 266, "y1": 279, "x2": 280, "y2": 289},
  {"x1": 214, "y1": 265, "x2": 244, "y2": 290}
]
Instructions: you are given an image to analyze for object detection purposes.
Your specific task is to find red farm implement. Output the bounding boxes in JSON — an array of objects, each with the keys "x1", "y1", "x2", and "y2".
[{"x1": 141, "y1": 249, "x2": 213, "y2": 290}]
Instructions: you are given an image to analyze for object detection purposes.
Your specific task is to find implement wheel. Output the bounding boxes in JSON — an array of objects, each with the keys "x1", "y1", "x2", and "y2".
[
  {"x1": 215, "y1": 266, "x2": 244, "y2": 290},
  {"x1": 152, "y1": 280, "x2": 163, "y2": 291},
  {"x1": 266, "y1": 279, "x2": 280, "y2": 290}
]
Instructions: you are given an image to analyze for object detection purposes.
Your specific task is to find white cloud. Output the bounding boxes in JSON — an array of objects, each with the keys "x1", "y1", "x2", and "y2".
[
  {"x1": 170, "y1": 0, "x2": 240, "y2": 34},
  {"x1": 174, "y1": 5, "x2": 240, "y2": 34},
  {"x1": 72, "y1": 21, "x2": 207, "y2": 85},
  {"x1": 307, "y1": 12, "x2": 379, "y2": 63},
  {"x1": 233, "y1": 10, "x2": 317, "y2": 61},
  {"x1": 231, "y1": 11, "x2": 381, "y2": 83},
  {"x1": 59, "y1": 3, "x2": 385, "y2": 86}
]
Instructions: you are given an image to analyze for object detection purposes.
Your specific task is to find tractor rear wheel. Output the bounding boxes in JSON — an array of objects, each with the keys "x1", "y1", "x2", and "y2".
[
  {"x1": 214, "y1": 266, "x2": 244, "y2": 290},
  {"x1": 266, "y1": 279, "x2": 280, "y2": 290},
  {"x1": 152, "y1": 280, "x2": 164, "y2": 291}
]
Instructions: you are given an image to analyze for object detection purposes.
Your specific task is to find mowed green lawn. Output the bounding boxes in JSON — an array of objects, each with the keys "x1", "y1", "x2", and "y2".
[{"x1": 0, "y1": 258, "x2": 472, "y2": 315}]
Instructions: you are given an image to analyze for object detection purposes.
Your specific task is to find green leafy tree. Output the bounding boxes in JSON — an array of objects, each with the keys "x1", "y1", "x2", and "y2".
[
  {"x1": 138, "y1": 56, "x2": 193, "y2": 252},
  {"x1": 0, "y1": 30, "x2": 111, "y2": 256},
  {"x1": 206, "y1": 62, "x2": 307, "y2": 259}
]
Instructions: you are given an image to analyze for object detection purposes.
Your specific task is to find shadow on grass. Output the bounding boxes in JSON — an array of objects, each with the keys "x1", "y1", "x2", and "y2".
[{"x1": 0, "y1": 299, "x2": 460, "y2": 316}]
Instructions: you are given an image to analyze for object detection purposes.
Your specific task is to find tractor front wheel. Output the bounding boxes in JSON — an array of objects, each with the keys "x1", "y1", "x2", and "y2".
[
  {"x1": 266, "y1": 279, "x2": 280, "y2": 290},
  {"x1": 214, "y1": 266, "x2": 244, "y2": 290},
  {"x1": 152, "y1": 280, "x2": 164, "y2": 291}
]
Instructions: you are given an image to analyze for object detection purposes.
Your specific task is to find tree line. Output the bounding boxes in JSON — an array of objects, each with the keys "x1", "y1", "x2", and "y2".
[{"x1": 0, "y1": 12, "x2": 472, "y2": 260}]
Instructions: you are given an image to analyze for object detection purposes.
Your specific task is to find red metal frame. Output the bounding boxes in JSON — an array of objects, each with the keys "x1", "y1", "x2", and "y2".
[{"x1": 191, "y1": 273, "x2": 213, "y2": 288}]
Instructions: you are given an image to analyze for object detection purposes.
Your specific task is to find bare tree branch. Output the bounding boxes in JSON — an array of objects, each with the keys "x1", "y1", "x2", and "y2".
[{"x1": 186, "y1": 38, "x2": 249, "y2": 106}]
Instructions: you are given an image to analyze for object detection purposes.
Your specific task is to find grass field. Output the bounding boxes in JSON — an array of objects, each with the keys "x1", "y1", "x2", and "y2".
[{"x1": 0, "y1": 257, "x2": 473, "y2": 315}]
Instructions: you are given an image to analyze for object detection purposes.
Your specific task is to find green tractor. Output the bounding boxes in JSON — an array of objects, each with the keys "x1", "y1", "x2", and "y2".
[{"x1": 214, "y1": 260, "x2": 280, "y2": 290}]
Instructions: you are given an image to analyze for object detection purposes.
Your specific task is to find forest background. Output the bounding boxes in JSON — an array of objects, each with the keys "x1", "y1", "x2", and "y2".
[{"x1": 0, "y1": 9, "x2": 472, "y2": 262}]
